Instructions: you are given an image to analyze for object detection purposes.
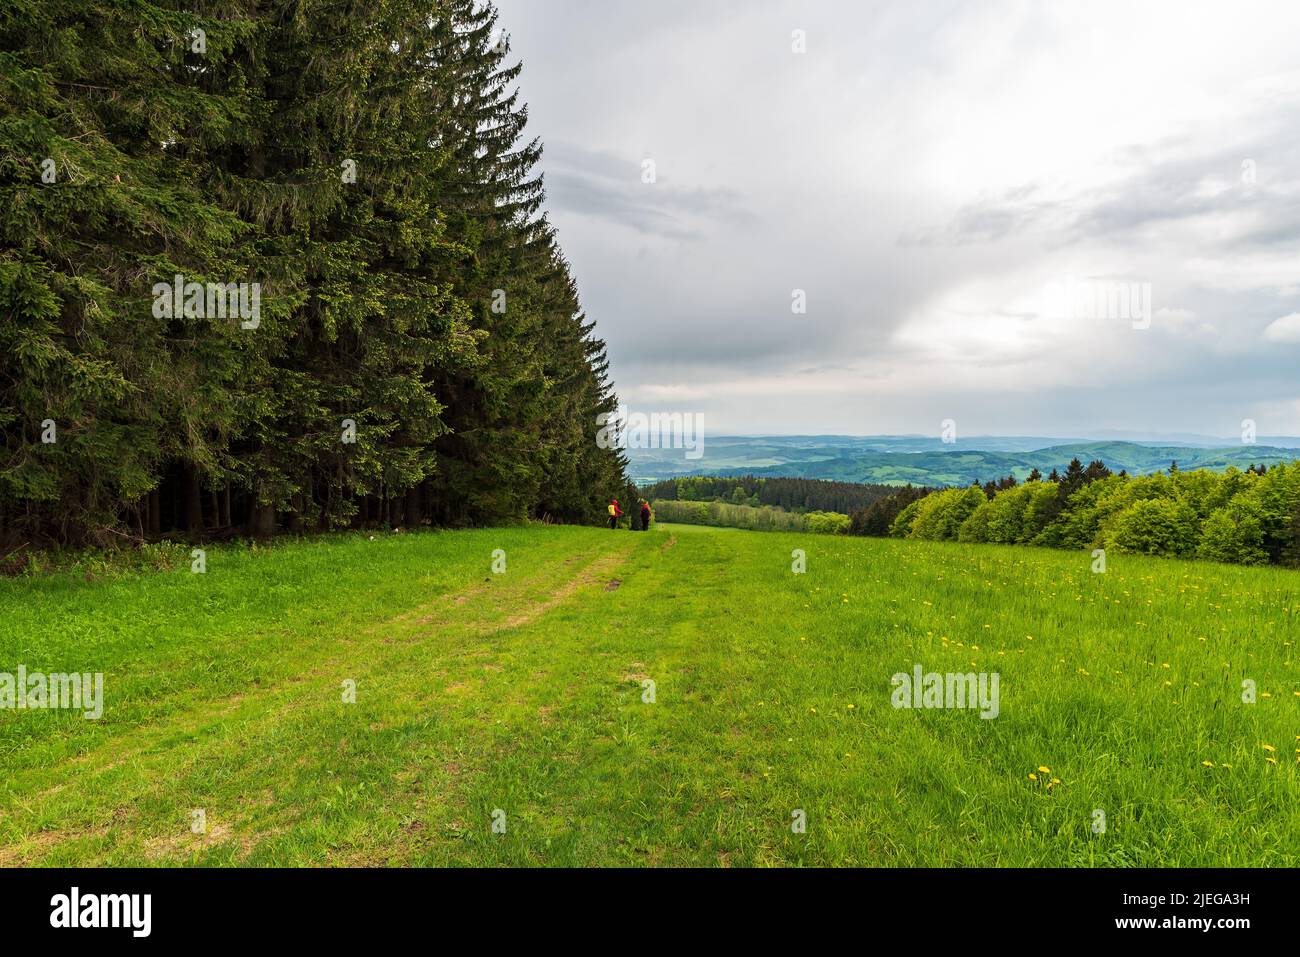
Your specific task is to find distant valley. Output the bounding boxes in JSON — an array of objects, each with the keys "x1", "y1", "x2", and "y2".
[{"x1": 626, "y1": 434, "x2": 1300, "y2": 486}]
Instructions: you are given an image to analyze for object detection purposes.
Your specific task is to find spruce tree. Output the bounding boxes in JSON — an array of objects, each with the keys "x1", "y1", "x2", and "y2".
[
  {"x1": 0, "y1": 0, "x2": 260, "y2": 543},
  {"x1": 1, "y1": 0, "x2": 629, "y2": 545}
]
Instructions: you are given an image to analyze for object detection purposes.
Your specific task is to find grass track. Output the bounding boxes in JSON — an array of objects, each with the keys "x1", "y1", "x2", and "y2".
[{"x1": 0, "y1": 523, "x2": 1295, "y2": 866}]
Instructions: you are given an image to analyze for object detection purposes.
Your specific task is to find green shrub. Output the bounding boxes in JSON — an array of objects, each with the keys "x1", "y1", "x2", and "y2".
[
  {"x1": 908, "y1": 486, "x2": 986, "y2": 541},
  {"x1": 805, "y1": 511, "x2": 851, "y2": 535},
  {"x1": 890, "y1": 499, "x2": 924, "y2": 538},
  {"x1": 1105, "y1": 498, "x2": 1199, "y2": 557},
  {"x1": 1196, "y1": 506, "x2": 1267, "y2": 565}
]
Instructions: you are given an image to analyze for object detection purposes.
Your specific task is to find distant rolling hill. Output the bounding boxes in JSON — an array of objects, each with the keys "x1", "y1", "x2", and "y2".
[{"x1": 626, "y1": 435, "x2": 1300, "y2": 486}]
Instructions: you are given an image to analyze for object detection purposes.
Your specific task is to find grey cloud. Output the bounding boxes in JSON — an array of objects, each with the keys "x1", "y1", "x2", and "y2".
[
  {"x1": 920, "y1": 112, "x2": 1300, "y2": 255},
  {"x1": 543, "y1": 142, "x2": 755, "y2": 240},
  {"x1": 497, "y1": 0, "x2": 1300, "y2": 435}
]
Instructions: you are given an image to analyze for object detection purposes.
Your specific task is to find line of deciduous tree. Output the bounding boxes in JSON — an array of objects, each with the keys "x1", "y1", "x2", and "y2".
[
  {"x1": 640, "y1": 475, "x2": 897, "y2": 515},
  {"x1": 1, "y1": 0, "x2": 627, "y2": 548},
  {"x1": 851, "y1": 459, "x2": 1300, "y2": 567}
]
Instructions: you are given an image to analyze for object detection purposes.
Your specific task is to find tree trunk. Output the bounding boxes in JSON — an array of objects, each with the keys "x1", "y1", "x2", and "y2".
[
  {"x1": 405, "y1": 485, "x2": 422, "y2": 527},
  {"x1": 250, "y1": 503, "x2": 276, "y2": 537},
  {"x1": 182, "y1": 462, "x2": 203, "y2": 533},
  {"x1": 147, "y1": 489, "x2": 161, "y2": 536},
  {"x1": 247, "y1": 486, "x2": 276, "y2": 537}
]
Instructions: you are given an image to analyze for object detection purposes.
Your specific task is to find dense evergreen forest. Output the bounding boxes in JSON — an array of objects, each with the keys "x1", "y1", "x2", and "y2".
[
  {"x1": 639, "y1": 475, "x2": 897, "y2": 514},
  {"x1": 0, "y1": 0, "x2": 627, "y2": 548}
]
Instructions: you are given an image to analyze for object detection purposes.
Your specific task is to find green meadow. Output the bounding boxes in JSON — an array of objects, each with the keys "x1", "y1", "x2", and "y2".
[{"x1": 0, "y1": 523, "x2": 1295, "y2": 866}]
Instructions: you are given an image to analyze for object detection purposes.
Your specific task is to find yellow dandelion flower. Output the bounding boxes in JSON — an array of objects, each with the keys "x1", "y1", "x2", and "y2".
[
  {"x1": 1037, "y1": 766, "x2": 1051, "y2": 773},
  {"x1": 1028, "y1": 773, "x2": 1037, "y2": 781},
  {"x1": 1266, "y1": 757, "x2": 1278, "y2": 765},
  {"x1": 1050, "y1": 778, "x2": 1061, "y2": 785},
  {"x1": 1262, "y1": 744, "x2": 1276, "y2": 752},
  {"x1": 1202, "y1": 761, "x2": 1214, "y2": 767}
]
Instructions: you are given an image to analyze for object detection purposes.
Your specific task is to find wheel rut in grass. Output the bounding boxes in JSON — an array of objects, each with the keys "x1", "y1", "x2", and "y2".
[{"x1": 415, "y1": 541, "x2": 637, "y2": 633}]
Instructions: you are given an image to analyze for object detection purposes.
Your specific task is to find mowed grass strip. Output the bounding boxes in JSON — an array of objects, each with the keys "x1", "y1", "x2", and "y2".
[
  {"x1": 0, "y1": 527, "x2": 640, "y2": 865},
  {"x1": 0, "y1": 523, "x2": 1295, "y2": 866}
]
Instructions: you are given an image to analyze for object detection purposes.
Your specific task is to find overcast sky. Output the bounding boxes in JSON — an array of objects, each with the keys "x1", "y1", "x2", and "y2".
[{"x1": 493, "y1": 0, "x2": 1300, "y2": 438}]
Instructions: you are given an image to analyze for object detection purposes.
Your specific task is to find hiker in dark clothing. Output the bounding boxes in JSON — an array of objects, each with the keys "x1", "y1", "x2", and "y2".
[
  {"x1": 607, "y1": 499, "x2": 622, "y2": 529},
  {"x1": 639, "y1": 500, "x2": 652, "y2": 531}
]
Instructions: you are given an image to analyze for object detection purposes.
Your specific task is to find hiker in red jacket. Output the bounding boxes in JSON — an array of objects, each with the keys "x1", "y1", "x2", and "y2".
[
  {"x1": 607, "y1": 499, "x2": 622, "y2": 529},
  {"x1": 639, "y1": 499, "x2": 652, "y2": 531}
]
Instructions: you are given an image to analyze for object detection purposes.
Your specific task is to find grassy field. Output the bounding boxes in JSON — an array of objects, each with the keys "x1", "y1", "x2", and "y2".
[{"x1": 0, "y1": 522, "x2": 1296, "y2": 866}]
